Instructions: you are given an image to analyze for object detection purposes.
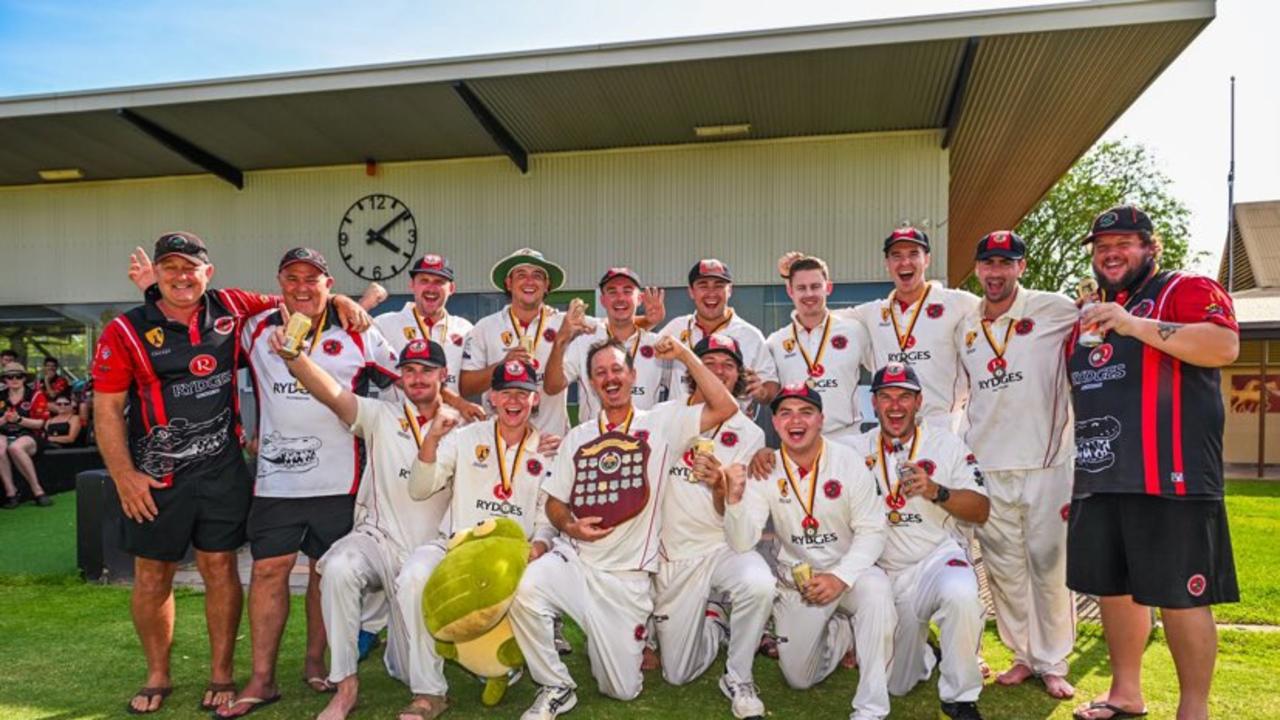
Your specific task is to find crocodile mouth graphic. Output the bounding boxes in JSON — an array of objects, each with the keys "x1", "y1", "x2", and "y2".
[
  {"x1": 1075, "y1": 415, "x2": 1121, "y2": 473},
  {"x1": 135, "y1": 409, "x2": 232, "y2": 477},
  {"x1": 258, "y1": 432, "x2": 322, "y2": 474}
]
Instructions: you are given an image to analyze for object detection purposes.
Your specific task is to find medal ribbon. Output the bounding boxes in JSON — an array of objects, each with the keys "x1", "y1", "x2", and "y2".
[
  {"x1": 781, "y1": 440, "x2": 824, "y2": 528},
  {"x1": 598, "y1": 406, "x2": 635, "y2": 435},
  {"x1": 507, "y1": 305, "x2": 549, "y2": 353},
  {"x1": 402, "y1": 403, "x2": 426, "y2": 449},
  {"x1": 412, "y1": 306, "x2": 448, "y2": 345},
  {"x1": 790, "y1": 313, "x2": 833, "y2": 376},
  {"x1": 304, "y1": 307, "x2": 329, "y2": 355},
  {"x1": 493, "y1": 422, "x2": 530, "y2": 496},
  {"x1": 685, "y1": 310, "x2": 734, "y2": 350},
  {"x1": 979, "y1": 317, "x2": 1016, "y2": 369},
  {"x1": 876, "y1": 428, "x2": 922, "y2": 503},
  {"x1": 888, "y1": 284, "x2": 932, "y2": 352},
  {"x1": 608, "y1": 325, "x2": 643, "y2": 361}
]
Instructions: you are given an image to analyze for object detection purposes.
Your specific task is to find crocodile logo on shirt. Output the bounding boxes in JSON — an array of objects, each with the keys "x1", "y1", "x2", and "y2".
[
  {"x1": 258, "y1": 431, "x2": 322, "y2": 474},
  {"x1": 1076, "y1": 416, "x2": 1121, "y2": 473},
  {"x1": 134, "y1": 409, "x2": 232, "y2": 478}
]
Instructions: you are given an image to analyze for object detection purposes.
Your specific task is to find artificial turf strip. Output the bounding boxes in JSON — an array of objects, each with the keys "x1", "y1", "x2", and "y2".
[{"x1": 1, "y1": 581, "x2": 1279, "y2": 719}]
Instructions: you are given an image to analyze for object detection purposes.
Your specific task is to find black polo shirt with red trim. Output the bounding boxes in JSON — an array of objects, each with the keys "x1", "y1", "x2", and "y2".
[
  {"x1": 92, "y1": 286, "x2": 277, "y2": 486},
  {"x1": 1, "y1": 386, "x2": 49, "y2": 439}
]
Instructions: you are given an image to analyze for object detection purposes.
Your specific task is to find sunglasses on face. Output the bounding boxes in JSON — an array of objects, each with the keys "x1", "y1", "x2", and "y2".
[{"x1": 3, "y1": 374, "x2": 24, "y2": 380}]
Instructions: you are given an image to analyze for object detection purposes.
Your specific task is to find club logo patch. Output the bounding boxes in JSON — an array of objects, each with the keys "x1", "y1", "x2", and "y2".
[
  {"x1": 639, "y1": 345, "x2": 654, "y2": 359},
  {"x1": 1076, "y1": 415, "x2": 1121, "y2": 473},
  {"x1": 965, "y1": 453, "x2": 978, "y2": 466},
  {"x1": 526, "y1": 459, "x2": 543, "y2": 475},
  {"x1": 917, "y1": 459, "x2": 936, "y2": 477},
  {"x1": 720, "y1": 431, "x2": 738, "y2": 447},
  {"x1": 634, "y1": 624, "x2": 647, "y2": 642},
  {"x1": 322, "y1": 339, "x2": 342, "y2": 356},
  {"x1": 1097, "y1": 211, "x2": 1118, "y2": 228},
  {"x1": 475, "y1": 445, "x2": 490, "y2": 462},
  {"x1": 1130, "y1": 299, "x2": 1156, "y2": 319},
  {"x1": 501, "y1": 331, "x2": 514, "y2": 346},
  {"x1": 1088, "y1": 343, "x2": 1114, "y2": 368},
  {"x1": 451, "y1": 334, "x2": 463, "y2": 347},
  {"x1": 1187, "y1": 573, "x2": 1206, "y2": 597},
  {"x1": 1060, "y1": 503, "x2": 1071, "y2": 522},
  {"x1": 823, "y1": 479, "x2": 842, "y2": 499},
  {"x1": 189, "y1": 354, "x2": 216, "y2": 377},
  {"x1": 1015, "y1": 318, "x2": 1035, "y2": 335},
  {"x1": 926, "y1": 303, "x2": 944, "y2": 319},
  {"x1": 403, "y1": 327, "x2": 416, "y2": 341},
  {"x1": 965, "y1": 330, "x2": 977, "y2": 349},
  {"x1": 633, "y1": 429, "x2": 650, "y2": 442},
  {"x1": 543, "y1": 328, "x2": 556, "y2": 343},
  {"x1": 864, "y1": 454, "x2": 876, "y2": 469},
  {"x1": 213, "y1": 316, "x2": 236, "y2": 335},
  {"x1": 145, "y1": 327, "x2": 165, "y2": 348},
  {"x1": 831, "y1": 335, "x2": 848, "y2": 350}
]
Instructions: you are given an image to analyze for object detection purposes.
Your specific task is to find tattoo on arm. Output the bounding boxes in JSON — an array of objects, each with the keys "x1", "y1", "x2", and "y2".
[{"x1": 1157, "y1": 322, "x2": 1183, "y2": 341}]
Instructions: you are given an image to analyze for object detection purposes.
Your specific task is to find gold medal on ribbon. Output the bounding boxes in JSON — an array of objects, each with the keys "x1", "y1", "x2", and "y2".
[
  {"x1": 980, "y1": 318, "x2": 1015, "y2": 380},
  {"x1": 888, "y1": 285, "x2": 931, "y2": 353},
  {"x1": 790, "y1": 314, "x2": 833, "y2": 379},
  {"x1": 782, "y1": 441, "x2": 824, "y2": 537},
  {"x1": 493, "y1": 423, "x2": 530, "y2": 501}
]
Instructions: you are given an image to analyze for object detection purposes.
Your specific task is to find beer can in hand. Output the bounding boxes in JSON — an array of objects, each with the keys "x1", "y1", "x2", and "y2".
[{"x1": 280, "y1": 312, "x2": 313, "y2": 359}]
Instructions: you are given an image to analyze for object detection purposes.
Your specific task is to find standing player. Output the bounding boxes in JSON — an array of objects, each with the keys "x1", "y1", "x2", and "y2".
[
  {"x1": 723, "y1": 384, "x2": 895, "y2": 720},
  {"x1": 218, "y1": 248, "x2": 399, "y2": 718},
  {"x1": 654, "y1": 334, "x2": 773, "y2": 719},
  {"x1": 394, "y1": 359, "x2": 558, "y2": 720},
  {"x1": 660, "y1": 259, "x2": 778, "y2": 408},
  {"x1": 767, "y1": 255, "x2": 871, "y2": 445},
  {"x1": 544, "y1": 267, "x2": 667, "y2": 423},
  {"x1": 1067, "y1": 206, "x2": 1239, "y2": 720},
  {"x1": 460, "y1": 248, "x2": 570, "y2": 436},
  {"x1": 848, "y1": 364, "x2": 990, "y2": 720},
  {"x1": 955, "y1": 231, "x2": 1078, "y2": 698},
  {"x1": 267, "y1": 333, "x2": 454, "y2": 720},
  {"x1": 374, "y1": 253, "x2": 473, "y2": 393},
  {"x1": 509, "y1": 336, "x2": 738, "y2": 719}
]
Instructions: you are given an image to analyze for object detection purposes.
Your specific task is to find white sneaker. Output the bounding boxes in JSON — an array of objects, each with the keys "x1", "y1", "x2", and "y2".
[
  {"x1": 719, "y1": 674, "x2": 765, "y2": 719},
  {"x1": 521, "y1": 685, "x2": 578, "y2": 720}
]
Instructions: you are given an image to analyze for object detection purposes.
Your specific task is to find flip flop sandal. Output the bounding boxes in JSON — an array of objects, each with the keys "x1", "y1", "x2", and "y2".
[
  {"x1": 1073, "y1": 701, "x2": 1149, "y2": 719},
  {"x1": 305, "y1": 675, "x2": 336, "y2": 693},
  {"x1": 200, "y1": 682, "x2": 238, "y2": 710},
  {"x1": 215, "y1": 694, "x2": 282, "y2": 718},
  {"x1": 397, "y1": 695, "x2": 449, "y2": 720},
  {"x1": 125, "y1": 686, "x2": 172, "y2": 715}
]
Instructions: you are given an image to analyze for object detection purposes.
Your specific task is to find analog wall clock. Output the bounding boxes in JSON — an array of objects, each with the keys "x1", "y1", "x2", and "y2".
[{"x1": 338, "y1": 193, "x2": 418, "y2": 281}]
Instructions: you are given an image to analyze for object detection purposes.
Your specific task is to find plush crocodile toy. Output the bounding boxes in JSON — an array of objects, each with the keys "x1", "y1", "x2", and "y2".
[{"x1": 423, "y1": 517, "x2": 530, "y2": 706}]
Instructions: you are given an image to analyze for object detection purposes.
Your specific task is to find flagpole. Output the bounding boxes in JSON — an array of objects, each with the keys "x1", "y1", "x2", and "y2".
[{"x1": 1226, "y1": 75, "x2": 1236, "y2": 291}]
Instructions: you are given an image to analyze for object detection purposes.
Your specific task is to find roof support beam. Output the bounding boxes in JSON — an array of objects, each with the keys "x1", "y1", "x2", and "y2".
[
  {"x1": 451, "y1": 81, "x2": 528, "y2": 174},
  {"x1": 115, "y1": 108, "x2": 244, "y2": 189},
  {"x1": 941, "y1": 37, "x2": 979, "y2": 150}
]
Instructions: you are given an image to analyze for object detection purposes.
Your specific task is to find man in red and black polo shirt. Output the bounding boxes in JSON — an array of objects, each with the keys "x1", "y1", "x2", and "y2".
[
  {"x1": 93, "y1": 232, "x2": 283, "y2": 714},
  {"x1": 1066, "y1": 206, "x2": 1239, "y2": 720}
]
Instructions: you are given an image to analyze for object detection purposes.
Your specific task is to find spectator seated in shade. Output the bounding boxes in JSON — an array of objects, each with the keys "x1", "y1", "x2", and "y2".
[
  {"x1": 37, "y1": 356, "x2": 71, "y2": 399},
  {"x1": 1, "y1": 361, "x2": 52, "y2": 508},
  {"x1": 44, "y1": 394, "x2": 83, "y2": 448}
]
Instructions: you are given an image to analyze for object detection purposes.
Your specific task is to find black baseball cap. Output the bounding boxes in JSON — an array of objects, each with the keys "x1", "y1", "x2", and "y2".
[
  {"x1": 396, "y1": 339, "x2": 446, "y2": 369},
  {"x1": 154, "y1": 231, "x2": 210, "y2": 264},
  {"x1": 975, "y1": 231, "x2": 1026, "y2": 260},
  {"x1": 410, "y1": 253, "x2": 455, "y2": 281},
  {"x1": 1084, "y1": 205, "x2": 1153, "y2": 244},
  {"x1": 278, "y1": 247, "x2": 330, "y2": 275},
  {"x1": 693, "y1": 333, "x2": 744, "y2": 367},
  {"x1": 883, "y1": 227, "x2": 930, "y2": 255},
  {"x1": 598, "y1": 267, "x2": 642, "y2": 289},
  {"x1": 871, "y1": 362, "x2": 922, "y2": 393},
  {"x1": 688, "y1": 258, "x2": 733, "y2": 285},
  {"x1": 770, "y1": 383, "x2": 823, "y2": 413},
  {"x1": 492, "y1": 360, "x2": 539, "y2": 392}
]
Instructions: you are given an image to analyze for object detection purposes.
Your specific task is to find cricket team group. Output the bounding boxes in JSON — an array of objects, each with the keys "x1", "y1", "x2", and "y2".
[{"x1": 93, "y1": 203, "x2": 1241, "y2": 720}]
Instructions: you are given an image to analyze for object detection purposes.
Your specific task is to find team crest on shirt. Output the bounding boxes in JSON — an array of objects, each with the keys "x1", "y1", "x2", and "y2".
[
  {"x1": 475, "y1": 445, "x2": 491, "y2": 462},
  {"x1": 918, "y1": 459, "x2": 936, "y2": 476},
  {"x1": 526, "y1": 458, "x2": 543, "y2": 475},
  {"x1": 639, "y1": 345, "x2": 655, "y2": 359},
  {"x1": 864, "y1": 454, "x2": 876, "y2": 469},
  {"x1": 1130, "y1": 299, "x2": 1156, "y2": 319},
  {"x1": 633, "y1": 429, "x2": 650, "y2": 441},
  {"x1": 965, "y1": 453, "x2": 978, "y2": 465},
  {"x1": 823, "y1": 479, "x2": 842, "y2": 499},
  {"x1": 777, "y1": 478, "x2": 789, "y2": 498},
  {"x1": 680, "y1": 329, "x2": 691, "y2": 343},
  {"x1": 451, "y1": 334, "x2": 463, "y2": 346},
  {"x1": 322, "y1": 339, "x2": 343, "y2": 356},
  {"x1": 398, "y1": 418, "x2": 412, "y2": 432},
  {"x1": 881, "y1": 307, "x2": 891, "y2": 322},
  {"x1": 214, "y1": 316, "x2": 236, "y2": 335},
  {"x1": 145, "y1": 327, "x2": 165, "y2": 348},
  {"x1": 965, "y1": 330, "x2": 978, "y2": 349},
  {"x1": 402, "y1": 327, "x2": 416, "y2": 341},
  {"x1": 1088, "y1": 343, "x2": 1114, "y2": 368},
  {"x1": 1015, "y1": 318, "x2": 1035, "y2": 335},
  {"x1": 1204, "y1": 302, "x2": 1225, "y2": 317},
  {"x1": 634, "y1": 624, "x2": 647, "y2": 642},
  {"x1": 543, "y1": 328, "x2": 556, "y2": 343},
  {"x1": 831, "y1": 335, "x2": 848, "y2": 350},
  {"x1": 501, "y1": 331, "x2": 514, "y2": 346},
  {"x1": 720, "y1": 431, "x2": 738, "y2": 447},
  {"x1": 1060, "y1": 503, "x2": 1070, "y2": 522},
  {"x1": 926, "y1": 303, "x2": 944, "y2": 319},
  {"x1": 782, "y1": 338, "x2": 796, "y2": 353}
]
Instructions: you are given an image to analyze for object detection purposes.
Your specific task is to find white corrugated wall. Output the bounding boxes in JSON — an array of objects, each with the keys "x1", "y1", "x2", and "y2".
[{"x1": 0, "y1": 129, "x2": 947, "y2": 304}]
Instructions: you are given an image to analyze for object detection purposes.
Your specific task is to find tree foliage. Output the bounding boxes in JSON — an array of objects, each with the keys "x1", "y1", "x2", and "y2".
[{"x1": 967, "y1": 139, "x2": 1203, "y2": 294}]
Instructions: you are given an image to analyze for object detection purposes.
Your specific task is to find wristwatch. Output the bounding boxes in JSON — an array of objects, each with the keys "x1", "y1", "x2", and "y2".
[{"x1": 931, "y1": 485, "x2": 951, "y2": 504}]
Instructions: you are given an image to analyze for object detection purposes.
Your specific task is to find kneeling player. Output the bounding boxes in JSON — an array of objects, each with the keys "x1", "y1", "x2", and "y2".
[
  {"x1": 723, "y1": 385, "x2": 895, "y2": 720},
  {"x1": 849, "y1": 364, "x2": 990, "y2": 720}
]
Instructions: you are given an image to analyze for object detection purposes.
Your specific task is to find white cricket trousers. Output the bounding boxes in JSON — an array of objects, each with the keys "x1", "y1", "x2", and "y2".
[
  {"x1": 975, "y1": 465, "x2": 1075, "y2": 677},
  {"x1": 393, "y1": 542, "x2": 451, "y2": 695},
  {"x1": 508, "y1": 541, "x2": 653, "y2": 700},
  {"x1": 886, "y1": 541, "x2": 985, "y2": 702},
  {"x1": 654, "y1": 544, "x2": 775, "y2": 686},
  {"x1": 773, "y1": 566, "x2": 896, "y2": 720},
  {"x1": 316, "y1": 528, "x2": 411, "y2": 685}
]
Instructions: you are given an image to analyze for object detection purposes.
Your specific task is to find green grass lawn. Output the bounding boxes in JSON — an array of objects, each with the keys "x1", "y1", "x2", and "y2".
[{"x1": 0, "y1": 482, "x2": 1277, "y2": 719}]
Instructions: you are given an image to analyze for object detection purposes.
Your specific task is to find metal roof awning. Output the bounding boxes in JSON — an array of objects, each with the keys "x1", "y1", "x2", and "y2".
[{"x1": 0, "y1": 0, "x2": 1214, "y2": 284}]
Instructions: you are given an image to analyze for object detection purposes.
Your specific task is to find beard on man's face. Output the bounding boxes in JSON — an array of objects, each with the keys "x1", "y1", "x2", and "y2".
[{"x1": 1095, "y1": 253, "x2": 1155, "y2": 295}]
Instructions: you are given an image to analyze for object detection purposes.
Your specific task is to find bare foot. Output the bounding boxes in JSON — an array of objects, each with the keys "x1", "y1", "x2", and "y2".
[
  {"x1": 1043, "y1": 674, "x2": 1076, "y2": 699},
  {"x1": 840, "y1": 648, "x2": 858, "y2": 669},
  {"x1": 641, "y1": 646, "x2": 661, "y2": 671},
  {"x1": 996, "y1": 663, "x2": 1034, "y2": 686},
  {"x1": 398, "y1": 693, "x2": 449, "y2": 720},
  {"x1": 315, "y1": 677, "x2": 358, "y2": 720}
]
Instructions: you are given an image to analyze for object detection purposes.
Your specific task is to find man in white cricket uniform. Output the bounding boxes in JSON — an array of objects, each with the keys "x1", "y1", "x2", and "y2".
[
  {"x1": 848, "y1": 364, "x2": 990, "y2": 720},
  {"x1": 460, "y1": 248, "x2": 569, "y2": 436},
  {"x1": 393, "y1": 360, "x2": 558, "y2": 719},
  {"x1": 767, "y1": 255, "x2": 872, "y2": 445},
  {"x1": 508, "y1": 335, "x2": 739, "y2": 719},
  {"x1": 545, "y1": 267, "x2": 667, "y2": 423},
  {"x1": 723, "y1": 384, "x2": 895, "y2": 720},
  {"x1": 654, "y1": 334, "x2": 773, "y2": 719},
  {"x1": 267, "y1": 331, "x2": 453, "y2": 720},
  {"x1": 221, "y1": 248, "x2": 399, "y2": 718},
  {"x1": 659, "y1": 259, "x2": 778, "y2": 409},
  {"x1": 837, "y1": 228, "x2": 979, "y2": 429},
  {"x1": 374, "y1": 254, "x2": 473, "y2": 393},
  {"x1": 955, "y1": 231, "x2": 1078, "y2": 699}
]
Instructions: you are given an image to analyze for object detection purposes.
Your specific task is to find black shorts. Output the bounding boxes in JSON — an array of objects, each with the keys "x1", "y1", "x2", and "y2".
[
  {"x1": 247, "y1": 494, "x2": 355, "y2": 560},
  {"x1": 1066, "y1": 493, "x2": 1239, "y2": 608},
  {"x1": 120, "y1": 458, "x2": 252, "y2": 562}
]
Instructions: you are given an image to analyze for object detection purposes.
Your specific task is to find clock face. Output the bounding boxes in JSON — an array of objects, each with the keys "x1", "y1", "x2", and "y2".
[{"x1": 338, "y1": 194, "x2": 418, "y2": 282}]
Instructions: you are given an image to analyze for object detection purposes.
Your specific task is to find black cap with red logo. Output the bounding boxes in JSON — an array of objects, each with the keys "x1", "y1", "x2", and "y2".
[
  {"x1": 410, "y1": 253, "x2": 455, "y2": 281},
  {"x1": 1083, "y1": 205, "x2": 1154, "y2": 244},
  {"x1": 492, "y1": 360, "x2": 539, "y2": 392},
  {"x1": 883, "y1": 227, "x2": 930, "y2": 255},
  {"x1": 598, "y1": 267, "x2": 641, "y2": 289},
  {"x1": 693, "y1": 333, "x2": 744, "y2": 367},
  {"x1": 975, "y1": 231, "x2": 1026, "y2": 260},
  {"x1": 769, "y1": 383, "x2": 824, "y2": 413},
  {"x1": 277, "y1": 247, "x2": 330, "y2": 275},
  {"x1": 871, "y1": 362, "x2": 923, "y2": 393},
  {"x1": 688, "y1": 258, "x2": 733, "y2": 285},
  {"x1": 396, "y1": 339, "x2": 446, "y2": 369},
  {"x1": 154, "y1": 231, "x2": 210, "y2": 264}
]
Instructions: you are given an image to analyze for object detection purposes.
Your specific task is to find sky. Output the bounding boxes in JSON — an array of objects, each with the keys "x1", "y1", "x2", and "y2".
[{"x1": 1, "y1": 0, "x2": 1275, "y2": 273}]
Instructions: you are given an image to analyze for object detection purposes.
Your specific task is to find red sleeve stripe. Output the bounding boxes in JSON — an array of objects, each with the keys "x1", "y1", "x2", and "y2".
[
  {"x1": 217, "y1": 288, "x2": 245, "y2": 318},
  {"x1": 111, "y1": 316, "x2": 169, "y2": 430},
  {"x1": 247, "y1": 315, "x2": 275, "y2": 352}
]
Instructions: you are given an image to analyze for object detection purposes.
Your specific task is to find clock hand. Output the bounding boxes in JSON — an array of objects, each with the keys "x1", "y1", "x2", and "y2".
[
  {"x1": 365, "y1": 209, "x2": 410, "y2": 246},
  {"x1": 370, "y1": 234, "x2": 401, "y2": 253}
]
